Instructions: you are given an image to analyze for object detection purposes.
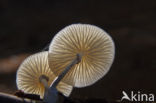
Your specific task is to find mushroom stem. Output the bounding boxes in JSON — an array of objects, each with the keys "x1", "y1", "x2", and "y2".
[
  {"x1": 43, "y1": 54, "x2": 81, "y2": 103},
  {"x1": 40, "y1": 78, "x2": 49, "y2": 88},
  {"x1": 39, "y1": 75, "x2": 51, "y2": 102},
  {"x1": 39, "y1": 75, "x2": 49, "y2": 91},
  {"x1": 51, "y1": 54, "x2": 82, "y2": 88}
]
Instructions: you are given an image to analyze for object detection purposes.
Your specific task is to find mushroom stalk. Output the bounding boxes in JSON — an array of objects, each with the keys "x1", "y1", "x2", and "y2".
[
  {"x1": 40, "y1": 78, "x2": 49, "y2": 89},
  {"x1": 43, "y1": 54, "x2": 81, "y2": 103},
  {"x1": 51, "y1": 54, "x2": 82, "y2": 88},
  {"x1": 39, "y1": 75, "x2": 49, "y2": 98},
  {"x1": 39, "y1": 75, "x2": 49, "y2": 89},
  {"x1": 39, "y1": 75, "x2": 56, "y2": 103}
]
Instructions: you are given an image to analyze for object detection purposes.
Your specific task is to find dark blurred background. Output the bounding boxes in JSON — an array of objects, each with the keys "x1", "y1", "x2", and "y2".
[{"x1": 0, "y1": 0, "x2": 156, "y2": 102}]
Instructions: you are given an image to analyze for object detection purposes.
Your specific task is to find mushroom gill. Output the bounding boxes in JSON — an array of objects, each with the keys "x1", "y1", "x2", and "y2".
[
  {"x1": 48, "y1": 24, "x2": 115, "y2": 87},
  {"x1": 16, "y1": 51, "x2": 73, "y2": 98}
]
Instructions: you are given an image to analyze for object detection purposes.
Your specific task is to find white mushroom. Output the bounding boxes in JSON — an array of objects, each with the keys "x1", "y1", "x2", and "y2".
[
  {"x1": 16, "y1": 51, "x2": 73, "y2": 98},
  {"x1": 48, "y1": 24, "x2": 115, "y2": 87}
]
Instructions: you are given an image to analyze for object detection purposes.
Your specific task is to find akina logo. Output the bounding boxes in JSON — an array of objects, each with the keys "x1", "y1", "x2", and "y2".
[{"x1": 121, "y1": 91, "x2": 155, "y2": 102}]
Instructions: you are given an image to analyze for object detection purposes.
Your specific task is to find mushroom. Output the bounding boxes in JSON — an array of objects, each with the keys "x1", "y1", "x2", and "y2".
[
  {"x1": 16, "y1": 51, "x2": 73, "y2": 98},
  {"x1": 48, "y1": 24, "x2": 115, "y2": 87}
]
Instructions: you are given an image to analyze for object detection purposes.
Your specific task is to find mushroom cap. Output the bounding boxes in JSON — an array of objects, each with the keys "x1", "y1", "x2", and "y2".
[
  {"x1": 16, "y1": 51, "x2": 73, "y2": 98},
  {"x1": 48, "y1": 24, "x2": 115, "y2": 87}
]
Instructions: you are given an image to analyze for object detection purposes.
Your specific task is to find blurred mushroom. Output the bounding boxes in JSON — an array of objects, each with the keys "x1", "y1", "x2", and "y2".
[
  {"x1": 48, "y1": 24, "x2": 115, "y2": 87},
  {"x1": 16, "y1": 51, "x2": 73, "y2": 98}
]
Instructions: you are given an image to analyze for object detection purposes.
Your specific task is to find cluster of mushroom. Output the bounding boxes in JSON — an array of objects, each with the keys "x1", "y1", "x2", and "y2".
[{"x1": 16, "y1": 24, "x2": 115, "y2": 103}]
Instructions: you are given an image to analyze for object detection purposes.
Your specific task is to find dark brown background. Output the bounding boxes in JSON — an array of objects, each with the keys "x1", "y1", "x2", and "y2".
[{"x1": 0, "y1": 0, "x2": 156, "y2": 102}]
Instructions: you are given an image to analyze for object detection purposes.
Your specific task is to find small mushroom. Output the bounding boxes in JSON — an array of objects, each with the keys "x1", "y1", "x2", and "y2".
[
  {"x1": 48, "y1": 24, "x2": 115, "y2": 87},
  {"x1": 16, "y1": 51, "x2": 73, "y2": 98}
]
